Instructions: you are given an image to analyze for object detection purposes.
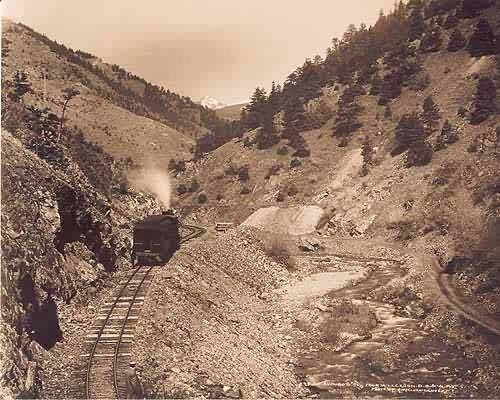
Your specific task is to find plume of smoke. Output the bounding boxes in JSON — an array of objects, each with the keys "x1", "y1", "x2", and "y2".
[{"x1": 128, "y1": 167, "x2": 171, "y2": 209}]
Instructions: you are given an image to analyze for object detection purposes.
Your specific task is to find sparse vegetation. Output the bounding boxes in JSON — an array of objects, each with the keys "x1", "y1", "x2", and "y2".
[{"x1": 448, "y1": 29, "x2": 467, "y2": 52}]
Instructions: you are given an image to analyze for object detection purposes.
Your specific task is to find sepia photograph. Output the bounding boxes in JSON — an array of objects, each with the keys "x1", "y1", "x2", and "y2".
[{"x1": 1, "y1": 0, "x2": 499, "y2": 398}]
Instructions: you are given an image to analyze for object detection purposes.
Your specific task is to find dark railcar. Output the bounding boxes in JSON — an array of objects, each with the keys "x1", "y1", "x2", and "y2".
[{"x1": 132, "y1": 210, "x2": 181, "y2": 265}]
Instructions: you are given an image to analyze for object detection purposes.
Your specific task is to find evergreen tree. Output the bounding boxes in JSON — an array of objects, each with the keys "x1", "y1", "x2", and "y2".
[
  {"x1": 435, "y1": 119, "x2": 459, "y2": 150},
  {"x1": 448, "y1": 29, "x2": 466, "y2": 51},
  {"x1": 408, "y1": 9, "x2": 425, "y2": 41},
  {"x1": 462, "y1": 0, "x2": 495, "y2": 18},
  {"x1": 407, "y1": 140, "x2": 433, "y2": 167},
  {"x1": 470, "y1": 77, "x2": 497, "y2": 125},
  {"x1": 378, "y1": 70, "x2": 404, "y2": 105},
  {"x1": 256, "y1": 106, "x2": 280, "y2": 150},
  {"x1": 422, "y1": 96, "x2": 441, "y2": 133},
  {"x1": 443, "y1": 12, "x2": 459, "y2": 29},
  {"x1": 1, "y1": 38, "x2": 11, "y2": 66},
  {"x1": 242, "y1": 87, "x2": 268, "y2": 130},
  {"x1": 468, "y1": 18, "x2": 497, "y2": 57},
  {"x1": 333, "y1": 85, "x2": 363, "y2": 141},
  {"x1": 268, "y1": 82, "x2": 282, "y2": 115},
  {"x1": 9, "y1": 70, "x2": 32, "y2": 102},
  {"x1": 369, "y1": 74, "x2": 383, "y2": 95},
  {"x1": 282, "y1": 95, "x2": 307, "y2": 150},
  {"x1": 393, "y1": 112, "x2": 425, "y2": 155},
  {"x1": 421, "y1": 26, "x2": 443, "y2": 53},
  {"x1": 425, "y1": 0, "x2": 461, "y2": 18},
  {"x1": 58, "y1": 87, "x2": 80, "y2": 141},
  {"x1": 360, "y1": 135, "x2": 375, "y2": 176}
]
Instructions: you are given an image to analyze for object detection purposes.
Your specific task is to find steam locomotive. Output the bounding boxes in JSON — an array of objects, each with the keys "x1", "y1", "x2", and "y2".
[{"x1": 132, "y1": 210, "x2": 181, "y2": 266}]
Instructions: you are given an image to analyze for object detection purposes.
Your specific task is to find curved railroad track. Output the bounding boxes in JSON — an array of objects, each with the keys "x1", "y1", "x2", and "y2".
[
  {"x1": 82, "y1": 224, "x2": 205, "y2": 399},
  {"x1": 180, "y1": 224, "x2": 207, "y2": 243},
  {"x1": 437, "y1": 270, "x2": 500, "y2": 339}
]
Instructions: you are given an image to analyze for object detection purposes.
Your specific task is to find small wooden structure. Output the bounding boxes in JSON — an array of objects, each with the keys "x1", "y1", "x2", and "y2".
[{"x1": 215, "y1": 222, "x2": 234, "y2": 232}]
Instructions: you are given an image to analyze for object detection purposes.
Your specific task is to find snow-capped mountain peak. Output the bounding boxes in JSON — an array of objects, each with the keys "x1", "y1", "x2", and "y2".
[{"x1": 200, "y1": 96, "x2": 226, "y2": 110}]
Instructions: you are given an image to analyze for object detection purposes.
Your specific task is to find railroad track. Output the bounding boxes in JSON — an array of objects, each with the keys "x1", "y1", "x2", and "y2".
[
  {"x1": 82, "y1": 265, "x2": 156, "y2": 399},
  {"x1": 83, "y1": 224, "x2": 205, "y2": 399},
  {"x1": 180, "y1": 224, "x2": 207, "y2": 243}
]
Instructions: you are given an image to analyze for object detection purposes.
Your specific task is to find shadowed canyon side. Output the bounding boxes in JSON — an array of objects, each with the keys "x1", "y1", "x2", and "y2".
[{"x1": 1, "y1": 0, "x2": 500, "y2": 399}]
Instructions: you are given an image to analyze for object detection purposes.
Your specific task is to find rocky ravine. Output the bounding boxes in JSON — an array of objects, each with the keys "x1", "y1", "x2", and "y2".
[{"x1": 0, "y1": 129, "x2": 162, "y2": 399}]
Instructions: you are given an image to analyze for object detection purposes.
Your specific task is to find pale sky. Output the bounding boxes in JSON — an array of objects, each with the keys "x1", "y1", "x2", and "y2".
[{"x1": 2, "y1": 0, "x2": 395, "y2": 105}]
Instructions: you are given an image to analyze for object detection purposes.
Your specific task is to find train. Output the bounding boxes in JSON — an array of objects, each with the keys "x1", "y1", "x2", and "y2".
[{"x1": 132, "y1": 210, "x2": 181, "y2": 266}]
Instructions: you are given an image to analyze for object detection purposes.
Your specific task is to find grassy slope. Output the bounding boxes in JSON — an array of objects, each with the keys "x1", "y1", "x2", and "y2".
[{"x1": 2, "y1": 20, "x2": 193, "y2": 166}]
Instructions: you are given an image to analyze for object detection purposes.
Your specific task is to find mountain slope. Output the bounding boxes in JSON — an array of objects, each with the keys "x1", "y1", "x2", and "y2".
[{"x1": 1, "y1": 19, "x2": 240, "y2": 166}]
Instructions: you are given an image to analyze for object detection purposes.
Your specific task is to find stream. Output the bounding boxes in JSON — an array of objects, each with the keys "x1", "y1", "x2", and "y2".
[{"x1": 292, "y1": 257, "x2": 474, "y2": 399}]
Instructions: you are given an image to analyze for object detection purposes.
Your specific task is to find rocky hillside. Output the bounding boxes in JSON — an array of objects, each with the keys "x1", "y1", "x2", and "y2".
[
  {"x1": 0, "y1": 122, "x2": 166, "y2": 398},
  {"x1": 173, "y1": 0, "x2": 499, "y2": 327}
]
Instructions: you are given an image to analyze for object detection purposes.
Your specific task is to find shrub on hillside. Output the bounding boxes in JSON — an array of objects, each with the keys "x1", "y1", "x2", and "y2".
[
  {"x1": 408, "y1": 73, "x2": 431, "y2": 91},
  {"x1": 168, "y1": 159, "x2": 186, "y2": 173},
  {"x1": 435, "y1": 120, "x2": 459, "y2": 150},
  {"x1": 287, "y1": 184, "x2": 299, "y2": 197},
  {"x1": 421, "y1": 26, "x2": 443, "y2": 53},
  {"x1": 237, "y1": 165, "x2": 250, "y2": 182},
  {"x1": 392, "y1": 112, "x2": 426, "y2": 156},
  {"x1": 360, "y1": 135, "x2": 375, "y2": 176},
  {"x1": 197, "y1": 192, "x2": 208, "y2": 203},
  {"x1": 422, "y1": 96, "x2": 441, "y2": 134},
  {"x1": 470, "y1": 77, "x2": 497, "y2": 125},
  {"x1": 265, "y1": 164, "x2": 282, "y2": 180},
  {"x1": 384, "y1": 105, "x2": 393, "y2": 120},
  {"x1": 408, "y1": 9, "x2": 426, "y2": 41},
  {"x1": 457, "y1": 106, "x2": 468, "y2": 118},
  {"x1": 265, "y1": 235, "x2": 296, "y2": 271},
  {"x1": 290, "y1": 135, "x2": 311, "y2": 158},
  {"x1": 176, "y1": 184, "x2": 188, "y2": 195},
  {"x1": 188, "y1": 178, "x2": 200, "y2": 193},
  {"x1": 448, "y1": 29, "x2": 467, "y2": 52},
  {"x1": 407, "y1": 140, "x2": 433, "y2": 167},
  {"x1": 290, "y1": 158, "x2": 302, "y2": 169},
  {"x1": 468, "y1": 18, "x2": 497, "y2": 57},
  {"x1": 255, "y1": 126, "x2": 280, "y2": 150},
  {"x1": 240, "y1": 186, "x2": 251, "y2": 195},
  {"x1": 277, "y1": 145, "x2": 289, "y2": 155}
]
